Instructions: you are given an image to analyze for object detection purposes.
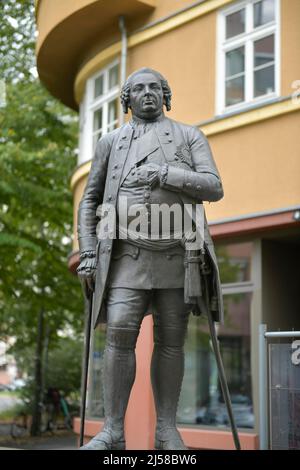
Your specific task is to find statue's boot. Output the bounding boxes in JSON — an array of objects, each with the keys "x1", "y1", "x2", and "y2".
[
  {"x1": 80, "y1": 429, "x2": 125, "y2": 450},
  {"x1": 151, "y1": 323, "x2": 188, "y2": 450},
  {"x1": 80, "y1": 326, "x2": 139, "y2": 450}
]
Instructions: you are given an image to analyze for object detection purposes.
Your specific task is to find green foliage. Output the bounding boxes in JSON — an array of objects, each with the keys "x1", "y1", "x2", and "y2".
[
  {"x1": 46, "y1": 337, "x2": 83, "y2": 398},
  {"x1": 0, "y1": 1, "x2": 84, "y2": 359},
  {"x1": 0, "y1": 0, "x2": 36, "y2": 82},
  {"x1": 17, "y1": 337, "x2": 82, "y2": 401},
  {"x1": 0, "y1": 401, "x2": 27, "y2": 422}
]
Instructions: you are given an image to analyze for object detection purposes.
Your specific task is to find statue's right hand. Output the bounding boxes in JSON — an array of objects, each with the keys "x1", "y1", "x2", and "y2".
[{"x1": 77, "y1": 254, "x2": 97, "y2": 296}]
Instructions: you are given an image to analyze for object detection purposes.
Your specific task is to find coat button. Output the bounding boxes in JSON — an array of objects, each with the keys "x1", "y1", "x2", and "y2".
[
  {"x1": 118, "y1": 145, "x2": 123, "y2": 150},
  {"x1": 107, "y1": 195, "x2": 112, "y2": 201},
  {"x1": 196, "y1": 185, "x2": 201, "y2": 190},
  {"x1": 107, "y1": 247, "x2": 111, "y2": 253},
  {"x1": 145, "y1": 203, "x2": 150, "y2": 208},
  {"x1": 168, "y1": 139, "x2": 172, "y2": 143},
  {"x1": 122, "y1": 135, "x2": 126, "y2": 140},
  {"x1": 165, "y1": 131, "x2": 170, "y2": 135},
  {"x1": 174, "y1": 156, "x2": 179, "y2": 161},
  {"x1": 144, "y1": 193, "x2": 150, "y2": 199},
  {"x1": 112, "y1": 173, "x2": 116, "y2": 179},
  {"x1": 113, "y1": 164, "x2": 118, "y2": 169},
  {"x1": 186, "y1": 182, "x2": 191, "y2": 188},
  {"x1": 133, "y1": 135, "x2": 138, "y2": 140}
]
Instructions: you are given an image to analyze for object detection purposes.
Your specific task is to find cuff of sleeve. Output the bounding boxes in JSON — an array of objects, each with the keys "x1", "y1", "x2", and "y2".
[
  {"x1": 78, "y1": 236, "x2": 97, "y2": 253},
  {"x1": 162, "y1": 165, "x2": 185, "y2": 191}
]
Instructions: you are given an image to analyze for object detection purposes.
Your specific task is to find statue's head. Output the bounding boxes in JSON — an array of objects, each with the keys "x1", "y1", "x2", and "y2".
[{"x1": 120, "y1": 68, "x2": 172, "y2": 120}]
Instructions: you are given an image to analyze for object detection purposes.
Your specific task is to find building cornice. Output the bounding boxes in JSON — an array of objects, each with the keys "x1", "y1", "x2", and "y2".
[
  {"x1": 202, "y1": 96, "x2": 300, "y2": 136},
  {"x1": 35, "y1": 0, "x2": 41, "y2": 18},
  {"x1": 74, "y1": 0, "x2": 233, "y2": 103}
]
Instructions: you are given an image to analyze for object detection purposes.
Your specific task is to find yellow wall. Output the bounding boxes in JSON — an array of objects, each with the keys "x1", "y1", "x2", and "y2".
[
  {"x1": 143, "y1": 0, "x2": 200, "y2": 22},
  {"x1": 72, "y1": 110, "x2": 300, "y2": 251},
  {"x1": 73, "y1": 176, "x2": 88, "y2": 252},
  {"x1": 205, "y1": 111, "x2": 300, "y2": 221},
  {"x1": 281, "y1": 0, "x2": 300, "y2": 96},
  {"x1": 36, "y1": 0, "x2": 99, "y2": 51},
  {"x1": 37, "y1": 0, "x2": 300, "y2": 110},
  {"x1": 35, "y1": 0, "x2": 300, "y2": 251},
  {"x1": 128, "y1": 10, "x2": 216, "y2": 124}
]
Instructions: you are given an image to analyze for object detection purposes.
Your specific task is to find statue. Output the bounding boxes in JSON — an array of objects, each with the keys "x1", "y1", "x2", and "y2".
[{"x1": 77, "y1": 68, "x2": 225, "y2": 450}]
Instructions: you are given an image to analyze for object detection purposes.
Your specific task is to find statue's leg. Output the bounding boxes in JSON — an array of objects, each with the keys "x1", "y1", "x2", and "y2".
[
  {"x1": 80, "y1": 287, "x2": 150, "y2": 450},
  {"x1": 151, "y1": 288, "x2": 190, "y2": 450}
]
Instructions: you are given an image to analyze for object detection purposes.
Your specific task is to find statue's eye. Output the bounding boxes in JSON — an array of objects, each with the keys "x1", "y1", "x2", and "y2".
[{"x1": 132, "y1": 85, "x2": 143, "y2": 92}]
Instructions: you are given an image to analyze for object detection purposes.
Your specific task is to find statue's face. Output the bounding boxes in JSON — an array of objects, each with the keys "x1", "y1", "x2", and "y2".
[{"x1": 129, "y1": 72, "x2": 164, "y2": 120}]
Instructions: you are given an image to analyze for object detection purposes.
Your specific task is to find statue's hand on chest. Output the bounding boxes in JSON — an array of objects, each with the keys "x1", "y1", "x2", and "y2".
[
  {"x1": 123, "y1": 162, "x2": 161, "y2": 188},
  {"x1": 136, "y1": 162, "x2": 161, "y2": 187}
]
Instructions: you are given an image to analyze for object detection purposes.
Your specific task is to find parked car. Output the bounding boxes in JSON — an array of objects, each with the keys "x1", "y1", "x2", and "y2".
[
  {"x1": 196, "y1": 394, "x2": 254, "y2": 429},
  {"x1": 6, "y1": 379, "x2": 26, "y2": 391}
]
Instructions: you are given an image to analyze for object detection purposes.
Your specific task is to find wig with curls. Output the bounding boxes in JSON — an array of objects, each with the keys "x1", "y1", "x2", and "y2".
[{"x1": 120, "y1": 68, "x2": 172, "y2": 114}]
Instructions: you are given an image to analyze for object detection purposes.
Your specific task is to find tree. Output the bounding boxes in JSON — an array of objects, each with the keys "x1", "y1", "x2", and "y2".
[
  {"x1": 17, "y1": 337, "x2": 83, "y2": 400},
  {"x1": 0, "y1": 0, "x2": 84, "y2": 434},
  {"x1": 0, "y1": 0, "x2": 36, "y2": 83}
]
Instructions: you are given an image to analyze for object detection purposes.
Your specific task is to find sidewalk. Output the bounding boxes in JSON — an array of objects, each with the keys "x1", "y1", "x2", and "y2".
[{"x1": 0, "y1": 430, "x2": 78, "y2": 450}]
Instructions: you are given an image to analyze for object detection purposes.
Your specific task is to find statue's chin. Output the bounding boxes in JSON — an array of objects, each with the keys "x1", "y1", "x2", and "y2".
[{"x1": 133, "y1": 108, "x2": 163, "y2": 121}]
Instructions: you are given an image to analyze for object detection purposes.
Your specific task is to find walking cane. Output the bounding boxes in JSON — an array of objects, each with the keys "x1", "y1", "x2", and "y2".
[
  {"x1": 202, "y1": 261, "x2": 241, "y2": 451},
  {"x1": 79, "y1": 290, "x2": 93, "y2": 447}
]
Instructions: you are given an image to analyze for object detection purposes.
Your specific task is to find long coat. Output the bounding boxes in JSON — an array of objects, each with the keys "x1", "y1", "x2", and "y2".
[{"x1": 77, "y1": 117, "x2": 224, "y2": 328}]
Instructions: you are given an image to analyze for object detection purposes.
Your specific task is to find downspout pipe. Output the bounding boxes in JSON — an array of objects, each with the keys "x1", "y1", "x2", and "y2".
[{"x1": 119, "y1": 15, "x2": 127, "y2": 125}]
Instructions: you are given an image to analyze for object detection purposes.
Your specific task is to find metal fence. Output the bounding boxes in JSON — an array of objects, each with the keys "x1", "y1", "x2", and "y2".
[{"x1": 259, "y1": 325, "x2": 300, "y2": 450}]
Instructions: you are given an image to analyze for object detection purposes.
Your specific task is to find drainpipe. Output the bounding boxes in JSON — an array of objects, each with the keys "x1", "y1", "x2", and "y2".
[{"x1": 119, "y1": 15, "x2": 127, "y2": 125}]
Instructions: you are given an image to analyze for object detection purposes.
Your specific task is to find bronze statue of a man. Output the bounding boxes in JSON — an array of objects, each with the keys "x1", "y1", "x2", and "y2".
[{"x1": 77, "y1": 68, "x2": 224, "y2": 450}]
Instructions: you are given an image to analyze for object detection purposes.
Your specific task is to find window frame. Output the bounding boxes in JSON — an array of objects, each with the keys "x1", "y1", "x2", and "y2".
[
  {"x1": 79, "y1": 59, "x2": 120, "y2": 164},
  {"x1": 216, "y1": 0, "x2": 280, "y2": 116}
]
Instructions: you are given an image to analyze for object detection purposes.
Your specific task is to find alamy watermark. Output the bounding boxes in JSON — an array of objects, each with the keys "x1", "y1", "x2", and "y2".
[
  {"x1": 291, "y1": 340, "x2": 300, "y2": 365},
  {"x1": 291, "y1": 80, "x2": 300, "y2": 105},
  {"x1": 95, "y1": 197, "x2": 205, "y2": 250}
]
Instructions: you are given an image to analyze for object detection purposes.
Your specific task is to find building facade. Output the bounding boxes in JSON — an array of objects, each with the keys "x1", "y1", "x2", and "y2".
[{"x1": 36, "y1": 0, "x2": 300, "y2": 449}]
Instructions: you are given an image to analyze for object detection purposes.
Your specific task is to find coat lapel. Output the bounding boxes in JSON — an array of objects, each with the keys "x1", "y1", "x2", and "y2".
[
  {"x1": 119, "y1": 128, "x2": 160, "y2": 186},
  {"x1": 154, "y1": 117, "x2": 177, "y2": 163}
]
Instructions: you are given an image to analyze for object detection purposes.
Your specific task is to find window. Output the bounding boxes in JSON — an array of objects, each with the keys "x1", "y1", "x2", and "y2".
[
  {"x1": 217, "y1": 0, "x2": 279, "y2": 114},
  {"x1": 78, "y1": 61, "x2": 120, "y2": 165},
  {"x1": 177, "y1": 242, "x2": 255, "y2": 429}
]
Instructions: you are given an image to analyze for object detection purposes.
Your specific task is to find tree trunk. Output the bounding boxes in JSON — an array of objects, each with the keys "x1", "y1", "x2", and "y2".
[{"x1": 30, "y1": 308, "x2": 44, "y2": 436}]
